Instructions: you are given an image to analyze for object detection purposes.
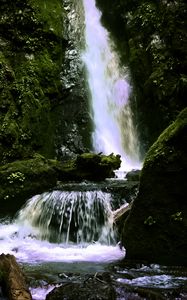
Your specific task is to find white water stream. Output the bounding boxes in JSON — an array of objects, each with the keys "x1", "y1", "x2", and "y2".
[
  {"x1": 0, "y1": 191, "x2": 125, "y2": 264},
  {"x1": 82, "y1": 0, "x2": 141, "y2": 172}
]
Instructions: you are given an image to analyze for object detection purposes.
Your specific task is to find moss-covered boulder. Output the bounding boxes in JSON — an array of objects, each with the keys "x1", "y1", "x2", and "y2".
[
  {"x1": 121, "y1": 108, "x2": 187, "y2": 266},
  {"x1": 58, "y1": 153, "x2": 121, "y2": 181},
  {"x1": 0, "y1": 153, "x2": 121, "y2": 216},
  {"x1": 0, "y1": 154, "x2": 60, "y2": 216}
]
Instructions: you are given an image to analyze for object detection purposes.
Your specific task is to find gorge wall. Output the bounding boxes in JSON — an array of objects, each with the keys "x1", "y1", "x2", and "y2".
[
  {"x1": 0, "y1": 0, "x2": 91, "y2": 166},
  {"x1": 1, "y1": 0, "x2": 186, "y2": 164},
  {"x1": 96, "y1": 0, "x2": 187, "y2": 154}
]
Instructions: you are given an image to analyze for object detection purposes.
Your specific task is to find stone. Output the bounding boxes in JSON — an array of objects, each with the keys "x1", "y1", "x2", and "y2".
[
  {"x1": 125, "y1": 169, "x2": 141, "y2": 181},
  {"x1": 0, "y1": 153, "x2": 121, "y2": 216},
  {"x1": 46, "y1": 273, "x2": 116, "y2": 300},
  {"x1": 121, "y1": 108, "x2": 187, "y2": 266},
  {"x1": 0, "y1": 254, "x2": 32, "y2": 300}
]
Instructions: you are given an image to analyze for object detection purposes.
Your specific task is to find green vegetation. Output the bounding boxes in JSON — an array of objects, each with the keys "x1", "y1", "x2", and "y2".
[
  {"x1": 171, "y1": 212, "x2": 183, "y2": 222},
  {"x1": 0, "y1": 0, "x2": 64, "y2": 164},
  {"x1": 0, "y1": 153, "x2": 121, "y2": 215},
  {"x1": 144, "y1": 108, "x2": 187, "y2": 169}
]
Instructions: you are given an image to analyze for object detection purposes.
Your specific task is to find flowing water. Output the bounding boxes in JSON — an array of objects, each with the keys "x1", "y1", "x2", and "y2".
[
  {"x1": 0, "y1": 187, "x2": 187, "y2": 299},
  {"x1": 0, "y1": 190, "x2": 124, "y2": 264},
  {"x1": 0, "y1": 1, "x2": 186, "y2": 299},
  {"x1": 82, "y1": 0, "x2": 141, "y2": 172}
]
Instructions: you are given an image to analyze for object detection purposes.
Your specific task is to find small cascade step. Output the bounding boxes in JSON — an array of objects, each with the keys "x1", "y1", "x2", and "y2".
[{"x1": 17, "y1": 190, "x2": 115, "y2": 244}]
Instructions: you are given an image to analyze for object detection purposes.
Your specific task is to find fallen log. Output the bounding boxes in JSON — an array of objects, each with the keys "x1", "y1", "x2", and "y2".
[
  {"x1": 0, "y1": 254, "x2": 32, "y2": 300},
  {"x1": 113, "y1": 202, "x2": 132, "y2": 222}
]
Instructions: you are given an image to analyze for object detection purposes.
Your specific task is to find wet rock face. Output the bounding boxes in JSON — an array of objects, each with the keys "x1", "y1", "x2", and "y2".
[
  {"x1": 56, "y1": 0, "x2": 92, "y2": 160},
  {"x1": 121, "y1": 108, "x2": 187, "y2": 266},
  {"x1": 96, "y1": 0, "x2": 187, "y2": 153},
  {"x1": 0, "y1": 0, "x2": 92, "y2": 165}
]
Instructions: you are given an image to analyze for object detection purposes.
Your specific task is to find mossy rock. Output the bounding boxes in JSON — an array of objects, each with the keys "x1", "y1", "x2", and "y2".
[
  {"x1": 0, "y1": 0, "x2": 65, "y2": 164},
  {"x1": 0, "y1": 154, "x2": 60, "y2": 216},
  {"x1": 121, "y1": 108, "x2": 187, "y2": 266},
  {"x1": 0, "y1": 153, "x2": 121, "y2": 216},
  {"x1": 57, "y1": 153, "x2": 121, "y2": 181}
]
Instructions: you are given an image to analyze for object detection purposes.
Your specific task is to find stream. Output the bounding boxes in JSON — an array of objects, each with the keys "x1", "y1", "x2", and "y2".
[
  {"x1": 0, "y1": 180, "x2": 187, "y2": 299},
  {"x1": 0, "y1": 0, "x2": 186, "y2": 299}
]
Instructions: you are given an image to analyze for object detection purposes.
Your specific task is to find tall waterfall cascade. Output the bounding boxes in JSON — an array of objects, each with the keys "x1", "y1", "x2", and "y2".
[{"x1": 82, "y1": 0, "x2": 141, "y2": 172}]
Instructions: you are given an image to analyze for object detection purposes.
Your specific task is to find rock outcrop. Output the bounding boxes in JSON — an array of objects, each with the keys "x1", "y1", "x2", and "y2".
[
  {"x1": 0, "y1": 0, "x2": 91, "y2": 166},
  {"x1": 121, "y1": 108, "x2": 187, "y2": 266},
  {"x1": 0, "y1": 153, "x2": 121, "y2": 216},
  {"x1": 96, "y1": 0, "x2": 187, "y2": 153},
  {"x1": 0, "y1": 254, "x2": 32, "y2": 300}
]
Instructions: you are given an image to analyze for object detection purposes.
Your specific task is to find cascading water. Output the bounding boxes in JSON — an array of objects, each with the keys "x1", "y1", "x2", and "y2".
[
  {"x1": 17, "y1": 190, "x2": 115, "y2": 244},
  {"x1": 82, "y1": 0, "x2": 141, "y2": 172},
  {"x1": 0, "y1": 190, "x2": 125, "y2": 264}
]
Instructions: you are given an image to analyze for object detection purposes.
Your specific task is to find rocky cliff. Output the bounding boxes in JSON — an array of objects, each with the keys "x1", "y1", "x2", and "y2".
[
  {"x1": 96, "y1": 0, "x2": 187, "y2": 153},
  {"x1": 122, "y1": 108, "x2": 187, "y2": 266},
  {"x1": 0, "y1": 0, "x2": 91, "y2": 165}
]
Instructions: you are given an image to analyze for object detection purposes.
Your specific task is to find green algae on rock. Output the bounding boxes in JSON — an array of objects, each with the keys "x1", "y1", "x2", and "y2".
[
  {"x1": 0, "y1": 0, "x2": 65, "y2": 164},
  {"x1": 121, "y1": 108, "x2": 187, "y2": 266}
]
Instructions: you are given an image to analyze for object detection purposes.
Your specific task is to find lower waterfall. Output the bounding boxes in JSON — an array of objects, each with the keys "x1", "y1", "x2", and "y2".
[
  {"x1": 0, "y1": 190, "x2": 125, "y2": 264},
  {"x1": 82, "y1": 0, "x2": 141, "y2": 171},
  {"x1": 17, "y1": 190, "x2": 115, "y2": 244}
]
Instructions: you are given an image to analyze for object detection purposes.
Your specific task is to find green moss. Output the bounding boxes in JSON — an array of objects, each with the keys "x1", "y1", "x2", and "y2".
[
  {"x1": 171, "y1": 212, "x2": 183, "y2": 222},
  {"x1": 0, "y1": 153, "x2": 121, "y2": 215},
  {"x1": 144, "y1": 108, "x2": 187, "y2": 169},
  {"x1": 29, "y1": 0, "x2": 63, "y2": 37},
  {"x1": 0, "y1": 0, "x2": 64, "y2": 164},
  {"x1": 144, "y1": 216, "x2": 156, "y2": 226},
  {"x1": 0, "y1": 154, "x2": 59, "y2": 215}
]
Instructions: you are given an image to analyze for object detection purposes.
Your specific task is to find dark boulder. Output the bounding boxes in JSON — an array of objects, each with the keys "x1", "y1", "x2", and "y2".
[
  {"x1": 58, "y1": 153, "x2": 121, "y2": 181},
  {"x1": 46, "y1": 273, "x2": 116, "y2": 300},
  {"x1": 125, "y1": 169, "x2": 141, "y2": 181},
  {"x1": 121, "y1": 108, "x2": 187, "y2": 266}
]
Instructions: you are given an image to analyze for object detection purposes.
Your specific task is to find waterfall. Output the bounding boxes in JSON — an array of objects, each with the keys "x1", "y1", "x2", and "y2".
[
  {"x1": 82, "y1": 0, "x2": 141, "y2": 172},
  {"x1": 16, "y1": 190, "x2": 115, "y2": 245},
  {"x1": 0, "y1": 190, "x2": 125, "y2": 264}
]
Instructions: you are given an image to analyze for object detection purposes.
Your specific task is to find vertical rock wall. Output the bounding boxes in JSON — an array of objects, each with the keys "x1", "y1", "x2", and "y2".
[
  {"x1": 0, "y1": 0, "x2": 92, "y2": 165},
  {"x1": 96, "y1": 0, "x2": 187, "y2": 154}
]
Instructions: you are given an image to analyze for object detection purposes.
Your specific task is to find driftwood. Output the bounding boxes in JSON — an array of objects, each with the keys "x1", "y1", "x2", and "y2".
[
  {"x1": 113, "y1": 202, "x2": 132, "y2": 222},
  {"x1": 0, "y1": 254, "x2": 32, "y2": 300}
]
